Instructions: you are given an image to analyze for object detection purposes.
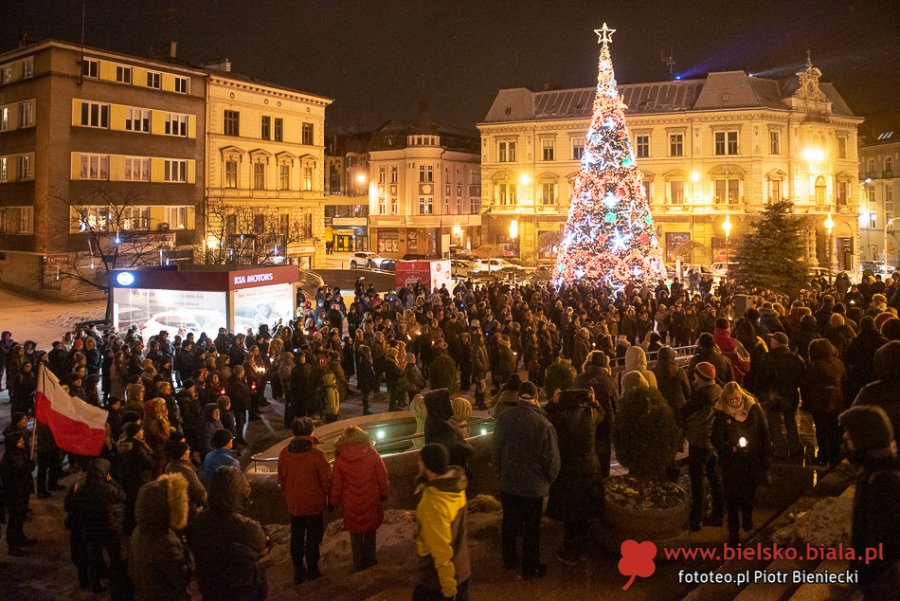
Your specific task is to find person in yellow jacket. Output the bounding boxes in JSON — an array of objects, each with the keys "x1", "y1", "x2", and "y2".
[{"x1": 413, "y1": 444, "x2": 471, "y2": 601}]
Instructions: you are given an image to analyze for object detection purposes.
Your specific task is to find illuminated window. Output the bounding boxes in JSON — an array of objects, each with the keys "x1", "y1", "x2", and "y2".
[
  {"x1": 669, "y1": 180, "x2": 684, "y2": 205},
  {"x1": 0, "y1": 107, "x2": 7, "y2": 131},
  {"x1": 419, "y1": 197, "x2": 433, "y2": 214},
  {"x1": 541, "y1": 138, "x2": 554, "y2": 161},
  {"x1": 541, "y1": 182, "x2": 556, "y2": 205},
  {"x1": 279, "y1": 163, "x2": 290, "y2": 190},
  {"x1": 301, "y1": 122, "x2": 314, "y2": 145},
  {"x1": 164, "y1": 159, "x2": 188, "y2": 183},
  {"x1": 123, "y1": 157, "x2": 150, "y2": 182},
  {"x1": 224, "y1": 160, "x2": 238, "y2": 188},
  {"x1": 669, "y1": 133, "x2": 684, "y2": 157},
  {"x1": 125, "y1": 108, "x2": 150, "y2": 133},
  {"x1": 869, "y1": 212, "x2": 877, "y2": 229},
  {"x1": 635, "y1": 135, "x2": 650, "y2": 158},
  {"x1": 165, "y1": 206, "x2": 189, "y2": 229},
  {"x1": 715, "y1": 178, "x2": 741, "y2": 204},
  {"x1": 80, "y1": 154, "x2": 109, "y2": 180},
  {"x1": 572, "y1": 136, "x2": 585, "y2": 160},
  {"x1": 253, "y1": 162, "x2": 265, "y2": 189},
  {"x1": 303, "y1": 165, "x2": 314, "y2": 190},
  {"x1": 715, "y1": 131, "x2": 739, "y2": 155}
]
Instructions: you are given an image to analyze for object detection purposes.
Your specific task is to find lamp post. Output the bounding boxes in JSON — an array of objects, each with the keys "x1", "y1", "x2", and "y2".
[
  {"x1": 885, "y1": 216, "x2": 900, "y2": 275},
  {"x1": 824, "y1": 212, "x2": 834, "y2": 283},
  {"x1": 721, "y1": 214, "x2": 732, "y2": 264}
]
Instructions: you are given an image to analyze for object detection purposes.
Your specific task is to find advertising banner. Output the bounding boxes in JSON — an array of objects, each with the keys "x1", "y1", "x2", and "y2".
[
  {"x1": 233, "y1": 283, "x2": 294, "y2": 333},
  {"x1": 395, "y1": 260, "x2": 452, "y2": 292},
  {"x1": 112, "y1": 287, "x2": 227, "y2": 337}
]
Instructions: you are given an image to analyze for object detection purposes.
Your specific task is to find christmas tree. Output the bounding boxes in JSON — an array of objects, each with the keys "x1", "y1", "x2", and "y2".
[{"x1": 554, "y1": 24, "x2": 665, "y2": 288}]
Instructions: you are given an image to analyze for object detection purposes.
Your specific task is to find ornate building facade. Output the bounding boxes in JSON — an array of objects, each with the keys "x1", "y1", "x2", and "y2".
[
  {"x1": 478, "y1": 58, "x2": 863, "y2": 271},
  {"x1": 858, "y1": 109, "x2": 900, "y2": 269}
]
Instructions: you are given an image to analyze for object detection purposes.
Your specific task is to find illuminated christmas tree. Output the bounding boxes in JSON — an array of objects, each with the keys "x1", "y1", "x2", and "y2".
[{"x1": 554, "y1": 24, "x2": 665, "y2": 288}]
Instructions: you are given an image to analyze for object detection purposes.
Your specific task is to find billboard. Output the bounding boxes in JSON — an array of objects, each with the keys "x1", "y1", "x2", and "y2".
[
  {"x1": 395, "y1": 260, "x2": 452, "y2": 292},
  {"x1": 112, "y1": 287, "x2": 227, "y2": 338},
  {"x1": 233, "y1": 283, "x2": 294, "y2": 334}
]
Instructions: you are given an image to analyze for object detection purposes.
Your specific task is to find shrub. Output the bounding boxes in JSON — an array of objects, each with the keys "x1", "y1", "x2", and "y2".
[
  {"x1": 544, "y1": 357, "x2": 576, "y2": 400},
  {"x1": 612, "y1": 386, "x2": 681, "y2": 479},
  {"x1": 430, "y1": 354, "x2": 460, "y2": 395}
]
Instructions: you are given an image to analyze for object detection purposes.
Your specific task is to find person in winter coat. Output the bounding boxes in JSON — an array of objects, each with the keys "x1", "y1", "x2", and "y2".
[
  {"x1": 753, "y1": 332, "x2": 806, "y2": 458},
  {"x1": 491, "y1": 374, "x2": 523, "y2": 420},
  {"x1": 0, "y1": 431, "x2": 34, "y2": 555},
  {"x1": 800, "y1": 339, "x2": 847, "y2": 466},
  {"x1": 495, "y1": 334, "x2": 517, "y2": 390},
  {"x1": 176, "y1": 380, "x2": 203, "y2": 450},
  {"x1": 129, "y1": 472, "x2": 194, "y2": 601},
  {"x1": 620, "y1": 345, "x2": 658, "y2": 390},
  {"x1": 34, "y1": 420, "x2": 62, "y2": 498},
  {"x1": 115, "y1": 422, "x2": 155, "y2": 535},
  {"x1": 711, "y1": 382, "x2": 770, "y2": 545},
  {"x1": 713, "y1": 319, "x2": 751, "y2": 384},
  {"x1": 845, "y1": 316, "x2": 888, "y2": 400},
  {"x1": 545, "y1": 387, "x2": 604, "y2": 565},
  {"x1": 653, "y1": 345, "x2": 691, "y2": 432},
  {"x1": 201, "y1": 429, "x2": 240, "y2": 486},
  {"x1": 413, "y1": 444, "x2": 471, "y2": 601},
  {"x1": 424, "y1": 388, "x2": 474, "y2": 472},
  {"x1": 163, "y1": 438, "x2": 207, "y2": 523},
  {"x1": 838, "y1": 405, "x2": 900, "y2": 596},
  {"x1": 192, "y1": 466, "x2": 269, "y2": 601},
  {"x1": 492, "y1": 383, "x2": 561, "y2": 579},
  {"x1": 198, "y1": 403, "x2": 224, "y2": 460},
  {"x1": 228, "y1": 365, "x2": 252, "y2": 443},
  {"x1": 142, "y1": 398, "x2": 172, "y2": 471},
  {"x1": 573, "y1": 351, "x2": 618, "y2": 478},
  {"x1": 278, "y1": 417, "x2": 331, "y2": 583},
  {"x1": 64, "y1": 458, "x2": 126, "y2": 593},
  {"x1": 290, "y1": 352, "x2": 313, "y2": 419},
  {"x1": 471, "y1": 334, "x2": 490, "y2": 409},
  {"x1": 356, "y1": 345, "x2": 376, "y2": 415},
  {"x1": 688, "y1": 332, "x2": 734, "y2": 386},
  {"x1": 571, "y1": 328, "x2": 592, "y2": 375},
  {"x1": 682, "y1": 362, "x2": 724, "y2": 530},
  {"x1": 852, "y1": 340, "x2": 900, "y2": 438},
  {"x1": 322, "y1": 369, "x2": 341, "y2": 423},
  {"x1": 217, "y1": 395, "x2": 237, "y2": 439},
  {"x1": 331, "y1": 425, "x2": 390, "y2": 571}
]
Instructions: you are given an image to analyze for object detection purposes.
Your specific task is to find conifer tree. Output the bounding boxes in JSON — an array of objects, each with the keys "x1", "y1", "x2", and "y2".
[{"x1": 731, "y1": 200, "x2": 809, "y2": 295}]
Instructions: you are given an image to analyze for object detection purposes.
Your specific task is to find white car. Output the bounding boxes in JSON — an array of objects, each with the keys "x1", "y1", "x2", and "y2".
[
  {"x1": 469, "y1": 258, "x2": 520, "y2": 273},
  {"x1": 349, "y1": 251, "x2": 385, "y2": 269},
  {"x1": 142, "y1": 309, "x2": 226, "y2": 338},
  {"x1": 451, "y1": 259, "x2": 479, "y2": 277},
  {"x1": 710, "y1": 262, "x2": 737, "y2": 278}
]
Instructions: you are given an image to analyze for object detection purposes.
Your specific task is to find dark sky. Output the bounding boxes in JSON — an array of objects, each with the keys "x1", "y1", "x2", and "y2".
[{"x1": 3, "y1": 0, "x2": 898, "y2": 132}]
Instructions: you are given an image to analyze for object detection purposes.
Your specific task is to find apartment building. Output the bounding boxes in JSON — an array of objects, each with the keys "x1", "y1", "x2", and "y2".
[
  {"x1": 858, "y1": 109, "x2": 900, "y2": 268},
  {"x1": 324, "y1": 133, "x2": 370, "y2": 252}
]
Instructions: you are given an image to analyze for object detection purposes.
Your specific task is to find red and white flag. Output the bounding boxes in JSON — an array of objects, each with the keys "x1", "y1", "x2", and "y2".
[{"x1": 35, "y1": 365, "x2": 107, "y2": 456}]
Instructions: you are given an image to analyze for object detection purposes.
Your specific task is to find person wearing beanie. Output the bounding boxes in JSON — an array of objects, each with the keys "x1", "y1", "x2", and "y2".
[
  {"x1": 115, "y1": 420, "x2": 155, "y2": 535},
  {"x1": 129, "y1": 473, "x2": 193, "y2": 601},
  {"x1": 424, "y1": 388, "x2": 473, "y2": 472},
  {"x1": 852, "y1": 340, "x2": 900, "y2": 437},
  {"x1": 838, "y1": 405, "x2": 900, "y2": 594},
  {"x1": 414, "y1": 443, "x2": 471, "y2": 600},
  {"x1": 331, "y1": 426, "x2": 390, "y2": 572},
  {"x1": 683, "y1": 361, "x2": 724, "y2": 531},
  {"x1": 201, "y1": 429, "x2": 239, "y2": 486},
  {"x1": 493, "y1": 379, "x2": 560, "y2": 579},
  {"x1": 278, "y1": 417, "x2": 331, "y2": 583},
  {"x1": 845, "y1": 315, "x2": 888, "y2": 399},
  {"x1": 198, "y1": 403, "x2": 224, "y2": 460},
  {"x1": 164, "y1": 437, "x2": 207, "y2": 522},
  {"x1": 574, "y1": 350, "x2": 618, "y2": 477},
  {"x1": 753, "y1": 329, "x2": 805, "y2": 459},
  {"x1": 688, "y1": 332, "x2": 734, "y2": 386},
  {"x1": 0, "y1": 430, "x2": 35, "y2": 555},
  {"x1": 491, "y1": 374, "x2": 523, "y2": 420}
]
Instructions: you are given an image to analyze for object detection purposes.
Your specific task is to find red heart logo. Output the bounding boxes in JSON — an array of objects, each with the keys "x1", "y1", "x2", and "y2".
[{"x1": 618, "y1": 539, "x2": 657, "y2": 591}]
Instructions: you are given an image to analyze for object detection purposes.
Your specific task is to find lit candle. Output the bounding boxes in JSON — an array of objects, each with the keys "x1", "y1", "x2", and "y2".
[{"x1": 738, "y1": 436, "x2": 748, "y2": 448}]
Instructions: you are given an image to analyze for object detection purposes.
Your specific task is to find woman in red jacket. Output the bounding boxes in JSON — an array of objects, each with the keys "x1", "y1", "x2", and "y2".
[{"x1": 331, "y1": 425, "x2": 390, "y2": 571}]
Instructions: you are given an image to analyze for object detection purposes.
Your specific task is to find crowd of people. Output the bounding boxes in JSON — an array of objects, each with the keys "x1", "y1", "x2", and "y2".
[{"x1": 0, "y1": 267, "x2": 898, "y2": 599}]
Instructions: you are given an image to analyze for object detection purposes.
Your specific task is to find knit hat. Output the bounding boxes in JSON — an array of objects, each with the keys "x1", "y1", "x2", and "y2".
[
  {"x1": 124, "y1": 422, "x2": 143, "y2": 438},
  {"x1": 697, "y1": 332, "x2": 715, "y2": 349},
  {"x1": 694, "y1": 362, "x2": 716, "y2": 381},
  {"x1": 165, "y1": 438, "x2": 190, "y2": 461},
  {"x1": 212, "y1": 428, "x2": 234, "y2": 449},
  {"x1": 839, "y1": 405, "x2": 894, "y2": 452},
  {"x1": 770, "y1": 332, "x2": 789, "y2": 347},
  {"x1": 420, "y1": 443, "x2": 449, "y2": 475},
  {"x1": 589, "y1": 350, "x2": 610, "y2": 368}
]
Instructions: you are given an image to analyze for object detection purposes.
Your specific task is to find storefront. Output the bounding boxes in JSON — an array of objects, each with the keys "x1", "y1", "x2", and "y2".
[
  {"x1": 332, "y1": 226, "x2": 368, "y2": 252},
  {"x1": 109, "y1": 265, "x2": 299, "y2": 337}
]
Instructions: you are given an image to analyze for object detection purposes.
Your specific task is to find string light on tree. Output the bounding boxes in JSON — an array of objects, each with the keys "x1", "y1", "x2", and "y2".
[{"x1": 554, "y1": 23, "x2": 665, "y2": 287}]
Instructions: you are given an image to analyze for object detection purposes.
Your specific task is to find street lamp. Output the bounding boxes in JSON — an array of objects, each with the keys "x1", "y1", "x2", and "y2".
[
  {"x1": 824, "y1": 212, "x2": 834, "y2": 283},
  {"x1": 721, "y1": 215, "x2": 732, "y2": 263}
]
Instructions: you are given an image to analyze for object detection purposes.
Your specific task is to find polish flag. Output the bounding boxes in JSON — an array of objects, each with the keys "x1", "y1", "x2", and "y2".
[{"x1": 35, "y1": 365, "x2": 107, "y2": 456}]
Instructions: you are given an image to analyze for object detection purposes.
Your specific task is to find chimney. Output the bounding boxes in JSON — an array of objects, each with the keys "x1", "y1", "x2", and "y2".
[
  {"x1": 204, "y1": 57, "x2": 232, "y2": 72},
  {"x1": 167, "y1": 41, "x2": 177, "y2": 59},
  {"x1": 152, "y1": 41, "x2": 178, "y2": 60}
]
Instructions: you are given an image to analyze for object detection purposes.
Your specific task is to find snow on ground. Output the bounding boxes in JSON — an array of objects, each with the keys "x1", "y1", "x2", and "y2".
[
  {"x1": 772, "y1": 496, "x2": 853, "y2": 548},
  {"x1": 0, "y1": 288, "x2": 106, "y2": 348}
]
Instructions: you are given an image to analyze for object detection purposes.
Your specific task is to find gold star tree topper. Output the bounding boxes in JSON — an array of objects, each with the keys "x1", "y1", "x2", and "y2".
[{"x1": 594, "y1": 23, "x2": 615, "y2": 46}]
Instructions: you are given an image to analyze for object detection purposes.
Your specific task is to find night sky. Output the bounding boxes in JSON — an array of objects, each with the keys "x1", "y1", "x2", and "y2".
[{"x1": 2, "y1": 0, "x2": 898, "y2": 132}]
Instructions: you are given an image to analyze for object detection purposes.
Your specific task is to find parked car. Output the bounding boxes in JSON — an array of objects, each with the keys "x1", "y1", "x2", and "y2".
[
  {"x1": 142, "y1": 309, "x2": 226, "y2": 338},
  {"x1": 469, "y1": 258, "x2": 520, "y2": 274},
  {"x1": 451, "y1": 259, "x2": 479, "y2": 277},
  {"x1": 401, "y1": 253, "x2": 436, "y2": 261},
  {"x1": 375, "y1": 259, "x2": 396, "y2": 273},
  {"x1": 350, "y1": 251, "x2": 386, "y2": 269},
  {"x1": 808, "y1": 266, "x2": 831, "y2": 280},
  {"x1": 860, "y1": 260, "x2": 896, "y2": 275},
  {"x1": 710, "y1": 262, "x2": 738, "y2": 278}
]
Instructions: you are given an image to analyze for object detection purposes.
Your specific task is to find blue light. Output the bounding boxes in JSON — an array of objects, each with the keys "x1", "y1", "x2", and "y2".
[
  {"x1": 675, "y1": 75, "x2": 681, "y2": 80},
  {"x1": 115, "y1": 271, "x2": 135, "y2": 286}
]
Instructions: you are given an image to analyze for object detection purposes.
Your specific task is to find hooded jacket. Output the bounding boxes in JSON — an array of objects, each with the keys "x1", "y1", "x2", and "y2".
[
  {"x1": 652, "y1": 347, "x2": 690, "y2": 425},
  {"x1": 331, "y1": 428, "x2": 390, "y2": 533},
  {"x1": 198, "y1": 403, "x2": 224, "y2": 459},
  {"x1": 164, "y1": 458, "x2": 207, "y2": 516},
  {"x1": 492, "y1": 399, "x2": 561, "y2": 497},
  {"x1": 424, "y1": 389, "x2": 473, "y2": 469},
  {"x1": 277, "y1": 435, "x2": 331, "y2": 516},
  {"x1": 128, "y1": 473, "x2": 193, "y2": 601},
  {"x1": 322, "y1": 371, "x2": 340, "y2": 416},
  {"x1": 414, "y1": 467, "x2": 471, "y2": 599},
  {"x1": 711, "y1": 394, "x2": 770, "y2": 474},
  {"x1": 65, "y1": 458, "x2": 126, "y2": 539},
  {"x1": 682, "y1": 381, "x2": 722, "y2": 449},
  {"x1": 191, "y1": 466, "x2": 268, "y2": 601},
  {"x1": 114, "y1": 435, "x2": 155, "y2": 499},
  {"x1": 622, "y1": 346, "x2": 658, "y2": 389}
]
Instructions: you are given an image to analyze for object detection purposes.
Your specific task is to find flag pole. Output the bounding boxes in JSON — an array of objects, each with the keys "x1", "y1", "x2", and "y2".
[{"x1": 30, "y1": 365, "x2": 42, "y2": 462}]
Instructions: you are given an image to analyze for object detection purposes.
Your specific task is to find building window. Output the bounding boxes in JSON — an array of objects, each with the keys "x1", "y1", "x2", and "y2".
[
  {"x1": 391, "y1": 197, "x2": 398, "y2": 214},
  {"x1": 80, "y1": 102, "x2": 109, "y2": 128},
  {"x1": 540, "y1": 182, "x2": 556, "y2": 205},
  {"x1": 378, "y1": 197, "x2": 386, "y2": 215},
  {"x1": 886, "y1": 187, "x2": 894, "y2": 219},
  {"x1": 836, "y1": 181, "x2": 848, "y2": 206},
  {"x1": 470, "y1": 196, "x2": 480, "y2": 214},
  {"x1": 635, "y1": 135, "x2": 650, "y2": 158},
  {"x1": 123, "y1": 157, "x2": 150, "y2": 182},
  {"x1": 641, "y1": 180, "x2": 652, "y2": 202},
  {"x1": 715, "y1": 130, "x2": 739, "y2": 155},
  {"x1": 224, "y1": 110, "x2": 240, "y2": 136},
  {"x1": 224, "y1": 160, "x2": 238, "y2": 188},
  {"x1": 444, "y1": 183, "x2": 451, "y2": 197},
  {"x1": 260, "y1": 116, "x2": 271, "y2": 140},
  {"x1": 125, "y1": 107, "x2": 150, "y2": 133},
  {"x1": 572, "y1": 136, "x2": 585, "y2": 160},
  {"x1": 869, "y1": 212, "x2": 877, "y2": 229},
  {"x1": 837, "y1": 136, "x2": 848, "y2": 159},
  {"x1": 390, "y1": 166, "x2": 398, "y2": 184},
  {"x1": 122, "y1": 206, "x2": 150, "y2": 230},
  {"x1": 279, "y1": 164, "x2": 290, "y2": 190},
  {"x1": 80, "y1": 154, "x2": 109, "y2": 180},
  {"x1": 496, "y1": 183, "x2": 517, "y2": 205},
  {"x1": 301, "y1": 122, "x2": 314, "y2": 145},
  {"x1": 174, "y1": 76, "x2": 189, "y2": 94},
  {"x1": 886, "y1": 157, "x2": 894, "y2": 178},
  {"x1": 0, "y1": 157, "x2": 6, "y2": 181},
  {"x1": 274, "y1": 118, "x2": 283, "y2": 142},
  {"x1": 22, "y1": 57, "x2": 33, "y2": 79},
  {"x1": 419, "y1": 165, "x2": 433, "y2": 183},
  {"x1": 164, "y1": 113, "x2": 188, "y2": 137},
  {"x1": 378, "y1": 167, "x2": 386, "y2": 184},
  {"x1": 498, "y1": 140, "x2": 517, "y2": 162},
  {"x1": 867, "y1": 158, "x2": 876, "y2": 178},
  {"x1": 419, "y1": 197, "x2": 433, "y2": 214},
  {"x1": 19, "y1": 100, "x2": 34, "y2": 128},
  {"x1": 0, "y1": 107, "x2": 7, "y2": 131},
  {"x1": 252, "y1": 162, "x2": 265, "y2": 189},
  {"x1": 669, "y1": 133, "x2": 683, "y2": 157},
  {"x1": 769, "y1": 131, "x2": 780, "y2": 155},
  {"x1": 115, "y1": 65, "x2": 132, "y2": 84},
  {"x1": 303, "y1": 165, "x2": 314, "y2": 190},
  {"x1": 0, "y1": 207, "x2": 33, "y2": 234},
  {"x1": 669, "y1": 180, "x2": 684, "y2": 205},
  {"x1": 164, "y1": 159, "x2": 188, "y2": 183},
  {"x1": 770, "y1": 179, "x2": 783, "y2": 203},
  {"x1": 715, "y1": 178, "x2": 740, "y2": 204},
  {"x1": 82, "y1": 59, "x2": 99, "y2": 79},
  {"x1": 165, "y1": 206, "x2": 189, "y2": 229},
  {"x1": 16, "y1": 155, "x2": 33, "y2": 180},
  {"x1": 541, "y1": 138, "x2": 554, "y2": 161},
  {"x1": 146, "y1": 71, "x2": 161, "y2": 89},
  {"x1": 815, "y1": 176, "x2": 826, "y2": 204}
]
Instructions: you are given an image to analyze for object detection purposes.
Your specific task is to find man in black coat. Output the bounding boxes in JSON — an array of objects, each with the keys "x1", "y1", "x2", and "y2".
[
  {"x1": 852, "y1": 341, "x2": 900, "y2": 438},
  {"x1": 688, "y1": 333, "x2": 734, "y2": 386},
  {"x1": 176, "y1": 379, "x2": 203, "y2": 450},
  {"x1": 114, "y1": 422, "x2": 155, "y2": 535},
  {"x1": 573, "y1": 351, "x2": 618, "y2": 478},
  {"x1": 754, "y1": 332, "x2": 805, "y2": 458},
  {"x1": 0, "y1": 431, "x2": 35, "y2": 555},
  {"x1": 845, "y1": 316, "x2": 889, "y2": 400},
  {"x1": 682, "y1": 362, "x2": 724, "y2": 531},
  {"x1": 839, "y1": 405, "x2": 900, "y2": 597}
]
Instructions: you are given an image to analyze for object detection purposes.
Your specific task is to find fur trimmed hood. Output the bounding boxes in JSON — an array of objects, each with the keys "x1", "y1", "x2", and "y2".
[{"x1": 135, "y1": 472, "x2": 189, "y2": 532}]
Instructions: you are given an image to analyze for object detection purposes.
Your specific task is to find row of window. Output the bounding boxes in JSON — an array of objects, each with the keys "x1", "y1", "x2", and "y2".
[
  {"x1": 0, "y1": 100, "x2": 35, "y2": 132},
  {"x1": 865, "y1": 156, "x2": 896, "y2": 178},
  {"x1": 222, "y1": 159, "x2": 315, "y2": 191},
  {"x1": 0, "y1": 154, "x2": 34, "y2": 182},
  {"x1": 74, "y1": 205, "x2": 192, "y2": 233},
  {"x1": 494, "y1": 131, "x2": 852, "y2": 162},
  {"x1": 81, "y1": 58, "x2": 191, "y2": 94},
  {"x1": 371, "y1": 164, "x2": 481, "y2": 186},
  {"x1": 222, "y1": 110, "x2": 315, "y2": 144},
  {"x1": 72, "y1": 153, "x2": 194, "y2": 183},
  {"x1": 0, "y1": 206, "x2": 33, "y2": 235},
  {"x1": 0, "y1": 57, "x2": 34, "y2": 85},
  {"x1": 74, "y1": 100, "x2": 194, "y2": 138}
]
